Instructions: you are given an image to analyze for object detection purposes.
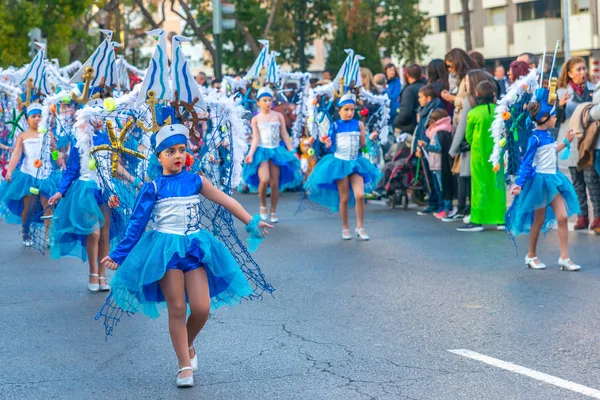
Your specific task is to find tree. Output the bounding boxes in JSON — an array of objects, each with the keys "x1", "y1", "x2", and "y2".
[
  {"x1": 0, "y1": 0, "x2": 94, "y2": 68},
  {"x1": 461, "y1": 0, "x2": 472, "y2": 51},
  {"x1": 326, "y1": 0, "x2": 428, "y2": 74}
]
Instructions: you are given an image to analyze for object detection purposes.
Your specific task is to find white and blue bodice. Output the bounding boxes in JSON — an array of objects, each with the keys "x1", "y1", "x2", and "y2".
[
  {"x1": 515, "y1": 130, "x2": 558, "y2": 187},
  {"x1": 57, "y1": 134, "x2": 111, "y2": 195},
  {"x1": 110, "y1": 171, "x2": 204, "y2": 264},
  {"x1": 332, "y1": 119, "x2": 361, "y2": 161},
  {"x1": 20, "y1": 137, "x2": 44, "y2": 177},
  {"x1": 258, "y1": 122, "x2": 281, "y2": 149}
]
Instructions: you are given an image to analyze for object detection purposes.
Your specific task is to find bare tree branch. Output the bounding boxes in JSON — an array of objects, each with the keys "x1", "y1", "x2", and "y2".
[
  {"x1": 133, "y1": 0, "x2": 166, "y2": 29},
  {"x1": 263, "y1": 0, "x2": 279, "y2": 39},
  {"x1": 235, "y1": 17, "x2": 260, "y2": 55},
  {"x1": 171, "y1": 0, "x2": 216, "y2": 60}
]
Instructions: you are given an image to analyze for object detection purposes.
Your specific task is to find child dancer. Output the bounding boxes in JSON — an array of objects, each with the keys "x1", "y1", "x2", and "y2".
[
  {"x1": 0, "y1": 103, "x2": 56, "y2": 245},
  {"x1": 99, "y1": 124, "x2": 272, "y2": 388},
  {"x1": 242, "y1": 87, "x2": 303, "y2": 223},
  {"x1": 304, "y1": 93, "x2": 381, "y2": 240},
  {"x1": 507, "y1": 88, "x2": 581, "y2": 271}
]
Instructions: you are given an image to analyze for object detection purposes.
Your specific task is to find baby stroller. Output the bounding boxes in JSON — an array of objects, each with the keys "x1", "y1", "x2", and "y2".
[{"x1": 382, "y1": 141, "x2": 427, "y2": 210}]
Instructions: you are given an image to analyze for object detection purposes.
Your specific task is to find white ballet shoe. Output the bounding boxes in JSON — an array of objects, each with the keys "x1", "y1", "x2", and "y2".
[
  {"x1": 259, "y1": 207, "x2": 268, "y2": 220},
  {"x1": 176, "y1": 366, "x2": 194, "y2": 388},
  {"x1": 524, "y1": 255, "x2": 546, "y2": 270},
  {"x1": 88, "y1": 273, "x2": 99, "y2": 292},
  {"x1": 98, "y1": 277, "x2": 110, "y2": 292},
  {"x1": 189, "y1": 345, "x2": 198, "y2": 372},
  {"x1": 270, "y1": 213, "x2": 279, "y2": 223},
  {"x1": 355, "y1": 228, "x2": 370, "y2": 241},
  {"x1": 558, "y1": 257, "x2": 581, "y2": 271},
  {"x1": 342, "y1": 229, "x2": 352, "y2": 240}
]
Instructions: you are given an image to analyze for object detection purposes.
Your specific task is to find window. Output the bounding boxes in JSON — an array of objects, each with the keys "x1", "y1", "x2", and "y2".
[
  {"x1": 489, "y1": 7, "x2": 506, "y2": 26},
  {"x1": 438, "y1": 16, "x2": 447, "y2": 32},
  {"x1": 517, "y1": 0, "x2": 561, "y2": 22},
  {"x1": 573, "y1": 0, "x2": 590, "y2": 14},
  {"x1": 457, "y1": 14, "x2": 464, "y2": 29},
  {"x1": 428, "y1": 16, "x2": 447, "y2": 34}
]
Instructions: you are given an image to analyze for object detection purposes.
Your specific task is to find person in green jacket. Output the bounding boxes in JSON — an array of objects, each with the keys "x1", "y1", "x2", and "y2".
[{"x1": 458, "y1": 80, "x2": 506, "y2": 232}]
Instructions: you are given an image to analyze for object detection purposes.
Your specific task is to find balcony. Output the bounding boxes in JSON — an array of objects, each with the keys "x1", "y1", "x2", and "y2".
[
  {"x1": 482, "y1": 0, "x2": 507, "y2": 8},
  {"x1": 419, "y1": 0, "x2": 446, "y2": 17},
  {"x1": 449, "y1": 0, "x2": 473, "y2": 14},
  {"x1": 450, "y1": 29, "x2": 467, "y2": 50},
  {"x1": 569, "y1": 13, "x2": 593, "y2": 51},
  {"x1": 483, "y1": 25, "x2": 509, "y2": 58},
  {"x1": 423, "y1": 32, "x2": 448, "y2": 60},
  {"x1": 513, "y1": 19, "x2": 563, "y2": 56}
]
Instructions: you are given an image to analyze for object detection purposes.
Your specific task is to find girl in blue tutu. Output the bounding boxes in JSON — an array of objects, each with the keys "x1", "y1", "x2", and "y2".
[
  {"x1": 99, "y1": 124, "x2": 272, "y2": 388},
  {"x1": 304, "y1": 93, "x2": 381, "y2": 240},
  {"x1": 0, "y1": 103, "x2": 58, "y2": 246},
  {"x1": 507, "y1": 88, "x2": 581, "y2": 271},
  {"x1": 242, "y1": 86, "x2": 303, "y2": 223}
]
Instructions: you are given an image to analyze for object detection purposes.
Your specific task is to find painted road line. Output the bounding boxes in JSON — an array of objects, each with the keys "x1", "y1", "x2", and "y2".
[{"x1": 448, "y1": 349, "x2": 600, "y2": 399}]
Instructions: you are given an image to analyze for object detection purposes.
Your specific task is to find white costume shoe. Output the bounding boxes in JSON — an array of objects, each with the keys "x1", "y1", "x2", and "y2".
[
  {"x1": 558, "y1": 257, "x2": 581, "y2": 271},
  {"x1": 270, "y1": 213, "x2": 279, "y2": 223},
  {"x1": 355, "y1": 228, "x2": 370, "y2": 241},
  {"x1": 259, "y1": 207, "x2": 268, "y2": 220},
  {"x1": 98, "y1": 277, "x2": 110, "y2": 291},
  {"x1": 524, "y1": 255, "x2": 546, "y2": 270},
  {"x1": 176, "y1": 366, "x2": 194, "y2": 388},
  {"x1": 342, "y1": 229, "x2": 352, "y2": 240},
  {"x1": 88, "y1": 274, "x2": 99, "y2": 292},
  {"x1": 189, "y1": 345, "x2": 198, "y2": 372}
]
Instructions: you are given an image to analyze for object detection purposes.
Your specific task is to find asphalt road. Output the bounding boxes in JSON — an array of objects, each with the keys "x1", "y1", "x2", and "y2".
[{"x1": 1, "y1": 192, "x2": 600, "y2": 400}]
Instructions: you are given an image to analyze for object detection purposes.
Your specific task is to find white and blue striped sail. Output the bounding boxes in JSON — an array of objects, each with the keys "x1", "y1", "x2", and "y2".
[
  {"x1": 349, "y1": 53, "x2": 365, "y2": 88},
  {"x1": 115, "y1": 55, "x2": 130, "y2": 92},
  {"x1": 102, "y1": 42, "x2": 122, "y2": 88},
  {"x1": 136, "y1": 29, "x2": 171, "y2": 107},
  {"x1": 39, "y1": 60, "x2": 53, "y2": 96},
  {"x1": 19, "y1": 42, "x2": 46, "y2": 90},
  {"x1": 265, "y1": 50, "x2": 280, "y2": 85},
  {"x1": 332, "y1": 49, "x2": 354, "y2": 92},
  {"x1": 245, "y1": 39, "x2": 270, "y2": 80},
  {"x1": 69, "y1": 29, "x2": 113, "y2": 85},
  {"x1": 170, "y1": 35, "x2": 207, "y2": 114}
]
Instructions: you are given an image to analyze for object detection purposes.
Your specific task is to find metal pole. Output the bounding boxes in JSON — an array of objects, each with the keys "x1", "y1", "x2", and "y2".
[
  {"x1": 212, "y1": 0, "x2": 223, "y2": 79},
  {"x1": 299, "y1": 20, "x2": 306, "y2": 71},
  {"x1": 563, "y1": 0, "x2": 570, "y2": 59}
]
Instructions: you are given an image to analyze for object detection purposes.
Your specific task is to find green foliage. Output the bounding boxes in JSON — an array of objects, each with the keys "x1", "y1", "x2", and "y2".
[{"x1": 0, "y1": 0, "x2": 94, "y2": 68}]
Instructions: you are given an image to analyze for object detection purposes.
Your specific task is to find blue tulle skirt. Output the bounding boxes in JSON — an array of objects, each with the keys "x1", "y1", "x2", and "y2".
[
  {"x1": 107, "y1": 229, "x2": 254, "y2": 319},
  {"x1": 50, "y1": 179, "x2": 106, "y2": 261},
  {"x1": 506, "y1": 172, "x2": 580, "y2": 237},
  {"x1": 241, "y1": 146, "x2": 303, "y2": 191},
  {"x1": 303, "y1": 154, "x2": 382, "y2": 212},
  {"x1": 0, "y1": 169, "x2": 58, "y2": 224}
]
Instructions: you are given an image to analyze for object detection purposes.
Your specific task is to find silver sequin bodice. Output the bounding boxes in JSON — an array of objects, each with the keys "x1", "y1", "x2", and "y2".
[{"x1": 153, "y1": 195, "x2": 201, "y2": 235}]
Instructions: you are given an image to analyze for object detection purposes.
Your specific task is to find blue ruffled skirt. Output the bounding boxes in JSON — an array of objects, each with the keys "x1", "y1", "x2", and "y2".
[
  {"x1": 0, "y1": 169, "x2": 59, "y2": 224},
  {"x1": 50, "y1": 179, "x2": 106, "y2": 261},
  {"x1": 242, "y1": 146, "x2": 303, "y2": 191},
  {"x1": 104, "y1": 230, "x2": 254, "y2": 320},
  {"x1": 303, "y1": 154, "x2": 382, "y2": 212},
  {"x1": 506, "y1": 172, "x2": 580, "y2": 237}
]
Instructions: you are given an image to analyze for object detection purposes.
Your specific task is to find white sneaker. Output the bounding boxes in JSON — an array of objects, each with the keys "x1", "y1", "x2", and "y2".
[
  {"x1": 524, "y1": 255, "x2": 546, "y2": 270},
  {"x1": 342, "y1": 229, "x2": 352, "y2": 240},
  {"x1": 463, "y1": 214, "x2": 471, "y2": 224},
  {"x1": 88, "y1": 273, "x2": 99, "y2": 292},
  {"x1": 189, "y1": 345, "x2": 198, "y2": 372},
  {"x1": 496, "y1": 225, "x2": 506, "y2": 231},
  {"x1": 558, "y1": 257, "x2": 581, "y2": 271},
  {"x1": 355, "y1": 227, "x2": 370, "y2": 241},
  {"x1": 176, "y1": 367, "x2": 194, "y2": 388},
  {"x1": 98, "y1": 277, "x2": 110, "y2": 291}
]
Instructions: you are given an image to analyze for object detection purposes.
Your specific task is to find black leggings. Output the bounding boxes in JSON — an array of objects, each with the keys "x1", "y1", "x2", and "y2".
[{"x1": 457, "y1": 176, "x2": 471, "y2": 215}]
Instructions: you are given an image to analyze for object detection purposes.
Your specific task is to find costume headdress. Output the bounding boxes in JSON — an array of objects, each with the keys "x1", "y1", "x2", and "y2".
[{"x1": 332, "y1": 49, "x2": 364, "y2": 98}]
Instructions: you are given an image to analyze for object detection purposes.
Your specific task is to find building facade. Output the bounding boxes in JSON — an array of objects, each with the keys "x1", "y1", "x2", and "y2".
[{"x1": 419, "y1": 0, "x2": 600, "y2": 78}]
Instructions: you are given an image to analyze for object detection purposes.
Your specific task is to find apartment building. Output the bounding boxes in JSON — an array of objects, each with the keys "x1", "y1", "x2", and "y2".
[{"x1": 419, "y1": 0, "x2": 600, "y2": 76}]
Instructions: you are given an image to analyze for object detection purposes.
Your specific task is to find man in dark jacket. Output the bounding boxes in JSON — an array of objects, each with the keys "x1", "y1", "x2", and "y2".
[{"x1": 393, "y1": 64, "x2": 427, "y2": 134}]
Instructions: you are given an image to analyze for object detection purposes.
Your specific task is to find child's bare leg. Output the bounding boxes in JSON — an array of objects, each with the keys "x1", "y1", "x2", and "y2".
[
  {"x1": 550, "y1": 194, "x2": 570, "y2": 259},
  {"x1": 349, "y1": 174, "x2": 365, "y2": 229},
  {"x1": 41, "y1": 196, "x2": 51, "y2": 235},
  {"x1": 184, "y1": 268, "x2": 211, "y2": 360},
  {"x1": 528, "y1": 208, "x2": 546, "y2": 259},
  {"x1": 21, "y1": 195, "x2": 32, "y2": 239},
  {"x1": 160, "y1": 269, "x2": 192, "y2": 378},
  {"x1": 257, "y1": 162, "x2": 270, "y2": 209},
  {"x1": 268, "y1": 162, "x2": 280, "y2": 213},
  {"x1": 98, "y1": 206, "x2": 111, "y2": 281},
  {"x1": 86, "y1": 229, "x2": 101, "y2": 284},
  {"x1": 336, "y1": 177, "x2": 350, "y2": 230}
]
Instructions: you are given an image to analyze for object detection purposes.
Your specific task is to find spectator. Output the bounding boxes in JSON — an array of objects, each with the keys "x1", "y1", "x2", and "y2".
[
  {"x1": 516, "y1": 52, "x2": 538, "y2": 71},
  {"x1": 360, "y1": 67, "x2": 380, "y2": 94},
  {"x1": 556, "y1": 57, "x2": 600, "y2": 231},
  {"x1": 393, "y1": 64, "x2": 426, "y2": 134},
  {"x1": 469, "y1": 51, "x2": 485, "y2": 70},
  {"x1": 309, "y1": 78, "x2": 319, "y2": 88},
  {"x1": 322, "y1": 70, "x2": 333, "y2": 81},
  {"x1": 373, "y1": 73, "x2": 387, "y2": 93},
  {"x1": 211, "y1": 79, "x2": 222, "y2": 91},
  {"x1": 384, "y1": 63, "x2": 402, "y2": 127},
  {"x1": 196, "y1": 72, "x2": 209, "y2": 88},
  {"x1": 427, "y1": 59, "x2": 452, "y2": 115},
  {"x1": 494, "y1": 65, "x2": 509, "y2": 96},
  {"x1": 508, "y1": 61, "x2": 530, "y2": 83},
  {"x1": 441, "y1": 48, "x2": 478, "y2": 129}
]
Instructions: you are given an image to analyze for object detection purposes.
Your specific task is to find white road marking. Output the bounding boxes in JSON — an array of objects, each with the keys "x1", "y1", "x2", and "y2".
[{"x1": 448, "y1": 349, "x2": 600, "y2": 399}]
